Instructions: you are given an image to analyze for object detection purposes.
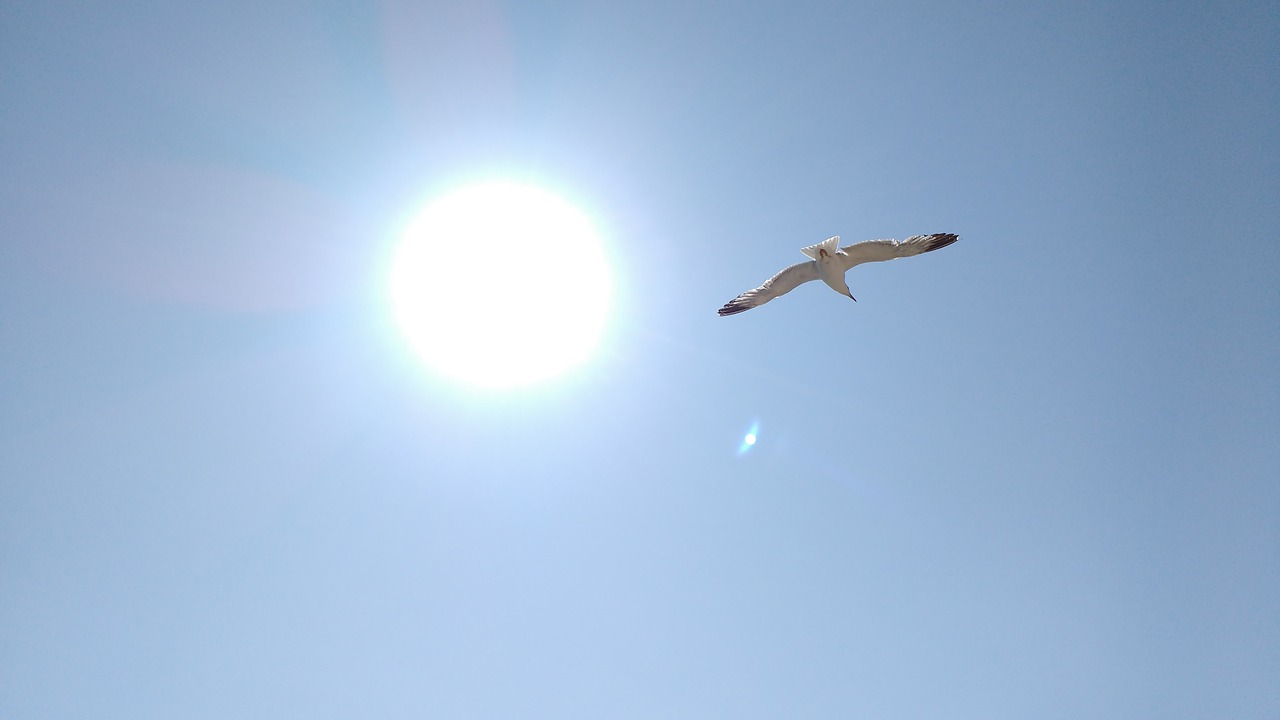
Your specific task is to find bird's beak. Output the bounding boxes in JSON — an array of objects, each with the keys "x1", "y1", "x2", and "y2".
[{"x1": 848, "y1": 293, "x2": 857, "y2": 302}]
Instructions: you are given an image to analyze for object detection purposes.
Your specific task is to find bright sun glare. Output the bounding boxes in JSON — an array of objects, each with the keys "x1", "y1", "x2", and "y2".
[{"x1": 390, "y1": 182, "x2": 611, "y2": 389}]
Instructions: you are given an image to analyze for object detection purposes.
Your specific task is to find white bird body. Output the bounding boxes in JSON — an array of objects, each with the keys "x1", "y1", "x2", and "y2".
[
  {"x1": 805, "y1": 235, "x2": 854, "y2": 298},
  {"x1": 718, "y1": 233, "x2": 958, "y2": 316}
]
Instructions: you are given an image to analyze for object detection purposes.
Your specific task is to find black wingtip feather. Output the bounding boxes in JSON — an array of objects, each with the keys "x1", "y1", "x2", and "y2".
[{"x1": 925, "y1": 233, "x2": 960, "y2": 252}]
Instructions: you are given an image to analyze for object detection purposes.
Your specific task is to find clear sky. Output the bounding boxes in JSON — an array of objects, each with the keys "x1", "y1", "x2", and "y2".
[{"x1": 2, "y1": 1, "x2": 1277, "y2": 718}]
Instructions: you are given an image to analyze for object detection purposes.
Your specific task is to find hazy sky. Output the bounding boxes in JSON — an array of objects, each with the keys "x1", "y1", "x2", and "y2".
[{"x1": 3, "y1": 1, "x2": 1277, "y2": 718}]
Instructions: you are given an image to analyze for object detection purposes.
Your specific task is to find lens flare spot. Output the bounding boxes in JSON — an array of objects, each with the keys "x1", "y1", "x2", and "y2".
[{"x1": 738, "y1": 421, "x2": 761, "y2": 455}]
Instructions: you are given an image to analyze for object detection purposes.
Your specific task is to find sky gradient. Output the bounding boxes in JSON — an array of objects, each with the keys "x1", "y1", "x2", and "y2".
[{"x1": 3, "y1": 1, "x2": 1278, "y2": 718}]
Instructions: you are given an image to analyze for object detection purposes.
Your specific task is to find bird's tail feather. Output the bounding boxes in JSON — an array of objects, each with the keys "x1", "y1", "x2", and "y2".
[{"x1": 799, "y1": 235, "x2": 840, "y2": 259}]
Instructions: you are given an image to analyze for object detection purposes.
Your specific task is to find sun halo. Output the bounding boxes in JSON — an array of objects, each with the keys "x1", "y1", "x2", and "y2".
[{"x1": 389, "y1": 182, "x2": 611, "y2": 389}]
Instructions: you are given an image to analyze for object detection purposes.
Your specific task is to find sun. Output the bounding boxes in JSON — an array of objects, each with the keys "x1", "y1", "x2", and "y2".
[{"x1": 389, "y1": 181, "x2": 612, "y2": 389}]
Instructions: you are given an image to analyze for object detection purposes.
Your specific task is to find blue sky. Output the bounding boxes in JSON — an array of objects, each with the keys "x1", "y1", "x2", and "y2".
[{"x1": 2, "y1": 1, "x2": 1277, "y2": 717}]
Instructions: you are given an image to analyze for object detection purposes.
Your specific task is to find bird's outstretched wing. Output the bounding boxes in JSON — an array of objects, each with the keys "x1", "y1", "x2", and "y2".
[
  {"x1": 836, "y1": 233, "x2": 959, "y2": 272},
  {"x1": 718, "y1": 260, "x2": 819, "y2": 316}
]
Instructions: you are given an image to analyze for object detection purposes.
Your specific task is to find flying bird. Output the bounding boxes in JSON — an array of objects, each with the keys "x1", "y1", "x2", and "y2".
[{"x1": 717, "y1": 233, "x2": 959, "y2": 316}]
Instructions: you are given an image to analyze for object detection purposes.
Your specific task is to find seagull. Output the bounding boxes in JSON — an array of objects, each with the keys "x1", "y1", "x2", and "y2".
[{"x1": 717, "y1": 233, "x2": 959, "y2": 316}]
